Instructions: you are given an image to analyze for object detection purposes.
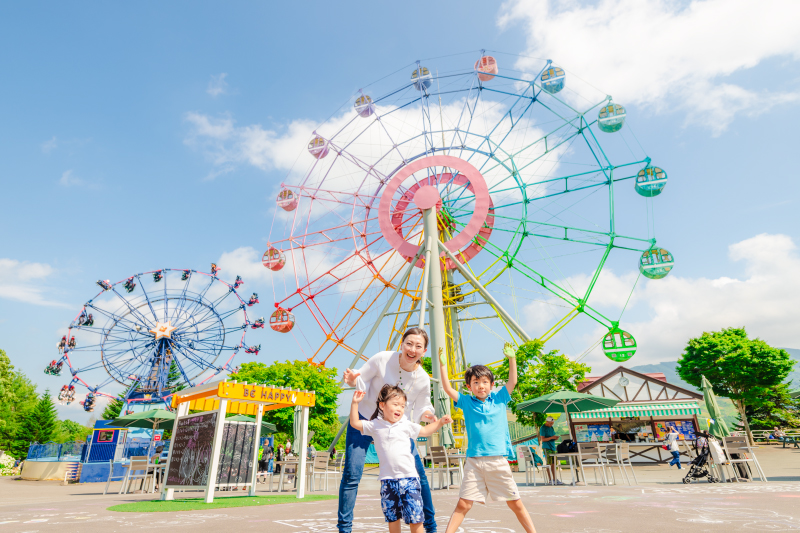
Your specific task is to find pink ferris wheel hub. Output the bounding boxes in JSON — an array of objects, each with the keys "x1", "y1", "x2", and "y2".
[
  {"x1": 413, "y1": 186, "x2": 442, "y2": 210},
  {"x1": 378, "y1": 155, "x2": 494, "y2": 269}
]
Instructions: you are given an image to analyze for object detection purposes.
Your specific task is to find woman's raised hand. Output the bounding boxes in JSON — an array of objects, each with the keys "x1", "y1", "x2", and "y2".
[
  {"x1": 343, "y1": 368, "x2": 360, "y2": 388},
  {"x1": 420, "y1": 411, "x2": 438, "y2": 423}
]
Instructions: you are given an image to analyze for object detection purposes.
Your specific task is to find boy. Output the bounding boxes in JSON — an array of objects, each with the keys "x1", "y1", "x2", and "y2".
[{"x1": 438, "y1": 344, "x2": 536, "y2": 533}]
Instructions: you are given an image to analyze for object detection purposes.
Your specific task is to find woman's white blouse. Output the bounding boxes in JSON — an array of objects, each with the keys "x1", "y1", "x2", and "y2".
[{"x1": 354, "y1": 351, "x2": 435, "y2": 423}]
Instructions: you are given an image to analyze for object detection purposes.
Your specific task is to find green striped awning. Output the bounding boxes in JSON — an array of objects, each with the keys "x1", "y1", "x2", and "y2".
[{"x1": 571, "y1": 402, "x2": 701, "y2": 420}]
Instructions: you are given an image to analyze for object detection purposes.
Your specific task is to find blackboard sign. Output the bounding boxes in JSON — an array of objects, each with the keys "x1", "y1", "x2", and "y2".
[
  {"x1": 217, "y1": 422, "x2": 256, "y2": 485},
  {"x1": 166, "y1": 412, "x2": 218, "y2": 487}
]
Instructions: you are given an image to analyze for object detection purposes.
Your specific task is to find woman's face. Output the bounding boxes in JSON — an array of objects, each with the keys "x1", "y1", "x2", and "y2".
[{"x1": 401, "y1": 334, "x2": 427, "y2": 366}]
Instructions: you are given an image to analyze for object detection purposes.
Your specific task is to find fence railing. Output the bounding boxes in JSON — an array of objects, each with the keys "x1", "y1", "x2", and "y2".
[{"x1": 26, "y1": 439, "x2": 171, "y2": 463}]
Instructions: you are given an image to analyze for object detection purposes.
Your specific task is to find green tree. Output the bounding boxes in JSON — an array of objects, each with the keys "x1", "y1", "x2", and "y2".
[
  {"x1": 743, "y1": 383, "x2": 800, "y2": 430},
  {"x1": 677, "y1": 327, "x2": 794, "y2": 445},
  {"x1": 231, "y1": 360, "x2": 341, "y2": 449},
  {"x1": 11, "y1": 390, "x2": 58, "y2": 457},
  {"x1": 495, "y1": 340, "x2": 591, "y2": 428},
  {"x1": 102, "y1": 386, "x2": 131, "y2": 420},
  {"x1": 0, "y1": 350, "x2": 39, "y2": 453},
  {"x1": 54, "y1": 419, "x2": 92, "y2": 443}
]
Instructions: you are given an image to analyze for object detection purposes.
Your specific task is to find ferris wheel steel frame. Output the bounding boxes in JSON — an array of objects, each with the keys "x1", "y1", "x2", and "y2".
[{"x1": 57, "y1": 268, "x2": 254, "y2": 409}]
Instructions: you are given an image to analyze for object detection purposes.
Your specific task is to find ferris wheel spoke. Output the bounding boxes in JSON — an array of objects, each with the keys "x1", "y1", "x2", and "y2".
[
  {"x1": 128, "y1": 276, "x2": 162, "y2": 325},
  {"x1": 86, "y1": 301, "x2": 152, "y2": 333},
  {"x1": 167, "y1": 271, "x2": 193, "y2": 325},
  {"x1": 176, "y1": 276, "x2": 217, "y2": 328}
]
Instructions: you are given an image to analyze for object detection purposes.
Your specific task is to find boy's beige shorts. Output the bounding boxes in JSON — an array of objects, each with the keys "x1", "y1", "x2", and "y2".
[{"x1": 458, "y1": 456, "x2": 520, "y2": 503}]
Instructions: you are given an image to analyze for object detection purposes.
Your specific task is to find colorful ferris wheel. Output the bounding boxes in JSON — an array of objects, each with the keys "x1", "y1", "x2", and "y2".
[
  {"x1": 48, "y1": 266, "x2": 260, "y2": 412},
  {"x1": 263, "y1": 51, "x2": 673, "y2": 389}
]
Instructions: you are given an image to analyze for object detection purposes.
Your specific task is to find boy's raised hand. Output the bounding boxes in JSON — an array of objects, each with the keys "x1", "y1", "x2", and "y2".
[
  {"x1": 503, "y1": 342, "x2": 516, "y2": 359},
  {"x1": 438, "y1": 346, "x2": 446, "y2": 365}
]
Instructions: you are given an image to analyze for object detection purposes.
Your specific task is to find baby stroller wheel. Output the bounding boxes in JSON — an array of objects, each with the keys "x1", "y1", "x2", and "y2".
[{"x1": 682, "y1": 476, "x2": 691, "y2": 484}]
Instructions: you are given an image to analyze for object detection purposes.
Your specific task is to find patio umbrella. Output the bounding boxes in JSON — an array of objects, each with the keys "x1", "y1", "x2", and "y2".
[
  {"x1": 701, "y1": 375, "x2": 731, "y2": 439},
  {"x1": 226, "y1": 414, "x2": 278, "y2": 434},
  {"x1": 292, "y1": 405, "x2": 301, "y2": 451},
  {"x1": 517, "y1": 390, "x2": 620, "y2": 440},
  {"x1": 108, "y1": 409, "x2": 176, "y2": 431},
  {"x1": 108, "y1": 409, "x2": 176, "y2": 455}
]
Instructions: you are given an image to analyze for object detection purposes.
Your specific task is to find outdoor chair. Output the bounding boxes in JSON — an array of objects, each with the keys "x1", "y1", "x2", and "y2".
[
  {"x1": 103, "y1": 459, "x2": 127, "y2": 495},
  {"x1": 311, "y1": 451, "x2": 339, "y2": 491},
  {"x1": 276, "y1": 460, "x2": 298, "y2": 492},
  {"x1": 426, "y1": 446, "x2": 460, "y2": 489},
  {"x1": 120, "y1": 456, "x2": 153, "y2": 494},
  {"x1": 333, "y1": 451, "x2": 345, "y2": 475},
  {"x1": 576, "y1": 442, "x2": 609, "y2": 486},
  {"x1": 722, "y1": 436, "x2": 768, "y2": 482},
  {"x1": 551, "y1": 436, "x2": 579, "y2": 485},
  {"x1": 603, "y1": 442, "x2": 638, "y2": 485},
  {"x1": 516, "y1": 445, "x2": 539, "y2": 486}
]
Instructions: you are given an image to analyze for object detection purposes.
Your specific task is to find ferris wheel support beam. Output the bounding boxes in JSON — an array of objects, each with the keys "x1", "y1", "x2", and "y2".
[
  {"x1": 438, "y1": 242, "x2": 531, "y2": 343},
  {"x1": 422, "y1": 208, "x2": 450, "y2": 428}
]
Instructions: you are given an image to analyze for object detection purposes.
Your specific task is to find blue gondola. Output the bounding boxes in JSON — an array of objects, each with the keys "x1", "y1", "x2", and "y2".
[
  {"x1": 540, "y1": 66, "x2": 565, "y2": 94},
  {"x1": 598, "y1": 102, "x2": 626, "y2": 133},
  {"x1": 635, "y1": 166, "x2": 668, "y2": 197},
  {"x1": 411, "y1": 66, "x2": 432, "y2": 91}
]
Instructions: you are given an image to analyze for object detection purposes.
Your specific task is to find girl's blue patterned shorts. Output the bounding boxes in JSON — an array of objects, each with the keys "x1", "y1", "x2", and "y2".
[{"x1": 380, "y1": 477, "x2": 423, "y2": 524}]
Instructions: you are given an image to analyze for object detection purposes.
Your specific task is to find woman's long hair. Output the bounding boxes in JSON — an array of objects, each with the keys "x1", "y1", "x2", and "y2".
[{"x1": 371, "y1": 384, "x2": 408, "y2": 420}]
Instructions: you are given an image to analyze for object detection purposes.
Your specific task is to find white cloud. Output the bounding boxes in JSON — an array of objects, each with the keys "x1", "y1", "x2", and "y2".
[
  {"x1": 531, "y1": 233, "x2": 800, "y2": 370},
  {"x1": 207, "y1": 73, "x2": 229, "y2": 97},
  {"x1": 41, "y1": 136, "x2": 58, "y2": 154},
  {"x1": 58, "y1": 169, "x2": 84, "y2": 187},
  {"x1": 499, "y1": 0, "x2": 800, "y2": 134},
  {"x1": 0, "y1": 259, "x2": 70, "y2": 308}
]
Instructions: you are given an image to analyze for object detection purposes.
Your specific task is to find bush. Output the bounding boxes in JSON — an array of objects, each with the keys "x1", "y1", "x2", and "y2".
[{"x1": 0, "y1": 454, "x2": 16, "y2": 476}]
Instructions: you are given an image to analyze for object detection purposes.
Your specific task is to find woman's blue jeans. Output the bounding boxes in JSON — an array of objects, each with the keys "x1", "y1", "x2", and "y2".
[
  {"x1": 337, "y1": 416, "x2": 436, "y2": 533},
  {"x1": 669, "y1": 450, "x2": 682, "y2": 468}
]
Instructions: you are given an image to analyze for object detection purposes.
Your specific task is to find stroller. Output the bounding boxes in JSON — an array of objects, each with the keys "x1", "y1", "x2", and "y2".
[{"x1": 682, "y1": 436, "x2": 720, "y2": 484}]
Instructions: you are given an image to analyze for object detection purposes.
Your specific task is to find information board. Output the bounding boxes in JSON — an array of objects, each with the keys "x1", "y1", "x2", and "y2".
[
  {"x1": 654, "y1": 420, "x2": 697, "y2": 441},
  {"x1": 216, "y1": 422, "x2": 256, "y2": 485},
  {"x1": 166, "y1": 411, "x2": 218, "y2": 487},
  {"x1": 574, "y1": 423, "x2": 611, "y2": 442}
]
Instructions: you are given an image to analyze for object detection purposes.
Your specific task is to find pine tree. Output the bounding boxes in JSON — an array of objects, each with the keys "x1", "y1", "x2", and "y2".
[
  {"x1": 166, "y1": 360, "x2": 186, "y2": 393},
  {"x1": 10, "y1": 390, "x2": 58, "y2": 457}
]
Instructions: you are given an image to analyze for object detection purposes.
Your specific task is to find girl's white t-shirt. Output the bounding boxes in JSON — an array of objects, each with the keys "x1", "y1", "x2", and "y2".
[
  {"x1": 360, "y1": 417, "x2": 422, "y2": 480},
  {"x1": 666, "y1": 432, "x2": 680, "y2": 452},
  {"x1": 354, "y1": 351, "x2": 434, "y2": 423}
]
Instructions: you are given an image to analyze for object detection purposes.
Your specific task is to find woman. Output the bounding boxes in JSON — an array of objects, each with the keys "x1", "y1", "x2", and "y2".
[
  {"x1": 338, "y1": 327, "x2": 437, "y2": 533},
  {"x1": 275, "y1": 444, "x2": 284, "y2": 475},
  {"x1": 666, "y1": 426, "x2": 682, "y2": 469}
]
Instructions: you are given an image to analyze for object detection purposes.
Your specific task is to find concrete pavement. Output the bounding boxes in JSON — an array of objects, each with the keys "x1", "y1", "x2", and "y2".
[{"x1": 1, "y1": 446, "x2": 799, "y2": 533}]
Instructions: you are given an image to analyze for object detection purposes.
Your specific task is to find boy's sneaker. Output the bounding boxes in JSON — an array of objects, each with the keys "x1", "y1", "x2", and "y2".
[{"x1": 555, "y1": 480, "x2": 566, "y2": 485}]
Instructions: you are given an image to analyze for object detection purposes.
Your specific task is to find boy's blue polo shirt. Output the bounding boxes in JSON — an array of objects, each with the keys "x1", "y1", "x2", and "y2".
[{"x1": 454, "y1": 387, "x2": 513, "y2": 458}]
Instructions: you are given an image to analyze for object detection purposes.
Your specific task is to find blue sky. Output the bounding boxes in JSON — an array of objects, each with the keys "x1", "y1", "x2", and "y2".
[{"x1": 2, "y1": 1, "x2": 799, "y2": 421}]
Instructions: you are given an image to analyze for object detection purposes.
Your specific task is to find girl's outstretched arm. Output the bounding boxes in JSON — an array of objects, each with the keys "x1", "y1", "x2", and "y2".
[
  {"x1": 349, "y1": 390, "x2": 366, "y2": 432},
  {"x1": 418, "y1": 415, "x2": 453, "y2": 438}
]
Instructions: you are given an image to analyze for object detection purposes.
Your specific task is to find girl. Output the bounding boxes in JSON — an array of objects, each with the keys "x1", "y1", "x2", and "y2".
[
  {"x1": 350, "y1": 385, "x2": 452, "y2": 533},
  {"x1": 666, "y1": 425, "x2": 682, "y2": 469},
  {"x1": 339, "y1": 327, "x2": 438, "y2": 533}
]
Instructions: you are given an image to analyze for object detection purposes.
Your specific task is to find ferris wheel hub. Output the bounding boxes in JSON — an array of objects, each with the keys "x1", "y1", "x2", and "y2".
[
  {"x1": 413, "y1": 185, "x2": 442, "y2": 210},
  {"x1": 149, "y1": 321, "x2": 177, "y2": 340},
  {"x1": 379, "y1": 155, "x2": 493, "y2": 269}
]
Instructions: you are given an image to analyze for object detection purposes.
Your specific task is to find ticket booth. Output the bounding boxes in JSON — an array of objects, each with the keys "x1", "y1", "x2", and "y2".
[{"x1": 160, "y1": 380, "x2": 316, "y2": 503}]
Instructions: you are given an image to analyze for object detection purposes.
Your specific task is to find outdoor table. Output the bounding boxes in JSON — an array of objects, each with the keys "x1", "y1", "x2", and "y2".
[
  {"x1": 783, "y1": 436, "x2": 799, "y2": 449},
  {"x1": 147, "y1": 462, "x2": 167, "y2": 493},
  {"x1": 275, "y1": 459, "x2": 300, "y2": 493}
]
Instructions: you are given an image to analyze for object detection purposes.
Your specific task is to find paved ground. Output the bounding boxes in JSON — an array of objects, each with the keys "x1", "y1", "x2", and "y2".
[{"x1": 3, "y1": 446, "x2": 800, "y2": 533}]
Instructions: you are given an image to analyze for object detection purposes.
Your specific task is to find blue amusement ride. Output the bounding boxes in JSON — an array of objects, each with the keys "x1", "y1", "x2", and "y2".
[{"x1": 50, "y1": 265, "x2": 258, "y2": 412}]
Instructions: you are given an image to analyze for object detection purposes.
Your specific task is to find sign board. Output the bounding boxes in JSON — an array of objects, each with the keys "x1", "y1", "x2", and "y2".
[
  {"x1": 574, "y1": 423, "x2": 611, "y2": 443},
  {"x1": 216, "y1": 422, "x2": 256, "y2": 486},
  {"x1": 219, "y1": 382, "x2": 315, "y2": 407},
  {"x1": 654, "y1": 420, "x2": 696, "y2": 441},
  {"x1": 166, "y1": 411, "x2": 218, "y2": 487},
  {"x1": 154, "y1": 434, "x2": 162, "y2": 442}
]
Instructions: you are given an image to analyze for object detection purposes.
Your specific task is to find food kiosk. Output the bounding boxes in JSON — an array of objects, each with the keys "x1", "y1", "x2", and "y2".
[{"x1": 570, "y1": 367, "x2": 703, "y2": 463}]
